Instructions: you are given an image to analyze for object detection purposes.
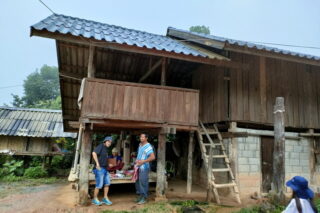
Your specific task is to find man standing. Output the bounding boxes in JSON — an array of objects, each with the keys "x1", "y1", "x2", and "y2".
[
  {"x1": 92, "y1": 136, "x2": 113, "y2": 206},
  {"x1": 135, "y1": 133, "x2": 156, "y2": 204}
]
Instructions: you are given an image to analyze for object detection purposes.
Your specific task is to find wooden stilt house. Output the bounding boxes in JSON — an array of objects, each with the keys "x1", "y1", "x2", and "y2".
[{"x1": 31, "y1": 14, "x2": 320, "y2": 204}]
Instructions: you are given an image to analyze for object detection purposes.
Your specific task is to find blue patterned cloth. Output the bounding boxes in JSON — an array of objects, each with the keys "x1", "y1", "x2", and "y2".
[{"x1": 137, "y1": 143, "x2": 154, "y2": 170}]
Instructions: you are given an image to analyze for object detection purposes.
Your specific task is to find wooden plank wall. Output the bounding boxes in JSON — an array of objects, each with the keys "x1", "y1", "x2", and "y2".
[
  {"x1": 81, "y1": 78, "x2": 199, "y2": 126},
  {"x1": 194, "y1": 52, "x2": 320, "y2": 129},
  {"x1": 0, "y1": 136, "x2": 50, "y2": 153}
]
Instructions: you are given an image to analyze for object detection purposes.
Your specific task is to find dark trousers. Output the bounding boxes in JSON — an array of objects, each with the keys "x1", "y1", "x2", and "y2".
[{"x1": 135, "y1": 167, "x2": 149, "y2": 198}]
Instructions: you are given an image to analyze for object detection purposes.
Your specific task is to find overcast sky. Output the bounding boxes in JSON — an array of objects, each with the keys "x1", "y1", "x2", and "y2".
[{"x1": 1, "y1": 0, "x2": 320, "y2": 106}]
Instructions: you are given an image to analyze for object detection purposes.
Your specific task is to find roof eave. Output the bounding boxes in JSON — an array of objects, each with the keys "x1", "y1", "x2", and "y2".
[
  {"x1": 30, "y1": 28, "x2": 243, "y2": 69},
  {"x1": 224, "y1": 43, "x2": 320, "y2": 67}
]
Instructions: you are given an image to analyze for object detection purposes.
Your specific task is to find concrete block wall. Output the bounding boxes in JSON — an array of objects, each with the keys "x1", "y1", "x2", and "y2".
[
  {"x1": 285, "y1": 138, "x2": 310, "y2": 181},
  {"x1": 236, "y1": 135, "x2": 261, "y2": 196}
]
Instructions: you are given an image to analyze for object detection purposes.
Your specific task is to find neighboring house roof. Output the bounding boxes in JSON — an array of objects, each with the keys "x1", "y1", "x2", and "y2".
[
  {"x1": 31, "y1": 14, "x2": 208, "y2": 58},
  {"x1": 167, "y1": 27, "x2": 320, "y2": 61},
  {"x1": 0, "y1": 107, "x2": 77, "y2": 138}
]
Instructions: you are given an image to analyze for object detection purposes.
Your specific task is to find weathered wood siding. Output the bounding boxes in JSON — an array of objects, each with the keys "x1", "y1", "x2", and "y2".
[
  {"x1": 194, "y1": 52, "x2": 320, "y2": 129},
  {"x1": 0, "y1": 136, "x2": 51, "y2": 153},
  {"x1": 81, "y1": 78, "x2": 199, "y2": 127}
]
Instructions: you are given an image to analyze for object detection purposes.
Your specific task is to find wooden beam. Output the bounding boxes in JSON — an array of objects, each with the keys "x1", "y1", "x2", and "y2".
[
  {"x1": 87, "y1": 45, "x2": 95, "y2": 78},
  {"x1": 156, "y1": 133, "x2": 167, "y2": 199},
  {"x1": 259, "y1": 57, "x2": 267, "y2": 122},
  {"x1": 138, "y1": 59, "x2": 162, "y2": 83},
  {"x1": 78, "y1": 128, "x2": 92, "y2": 205},
  {"x1": 187, "y1": 131, "x2": 194, "y2": 194},
  {"x1": 225, "y1": 44, "x2": 320, "y2": 67},
  {"x1": 272, "y1": 97, "x2": 286, "y2": 203},
  {"x1": 60, "y1": 70, "x2": 83, "y2": 81},
  {"x1": 161, "y1": 58, "x2": 166, "y2": 86},
  {"x1": 31, "y1": 29, "x2": 246, "y2": 69}
]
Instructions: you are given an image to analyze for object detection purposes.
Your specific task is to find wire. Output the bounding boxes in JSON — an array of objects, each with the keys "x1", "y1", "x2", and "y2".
[
  {"x1": 38, "y1": 0, "x2": 55, "y2": 14},
  {"x1": 0, "y1": 85, "x2": 23, "y2": 90}
]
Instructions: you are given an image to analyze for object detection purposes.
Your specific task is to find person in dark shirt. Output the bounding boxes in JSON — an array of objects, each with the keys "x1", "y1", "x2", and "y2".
[{"x1": 91, "y1": 136, "x2": 113, "y2": 206}]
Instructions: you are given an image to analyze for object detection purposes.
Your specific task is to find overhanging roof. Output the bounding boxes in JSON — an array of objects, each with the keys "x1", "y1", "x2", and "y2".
[
  {"x1": 167, "y1": 27, "x2": 320, "y2": 66},
  {"x1": 0, "y1": 107, "x2": 77, "y2": 138}
]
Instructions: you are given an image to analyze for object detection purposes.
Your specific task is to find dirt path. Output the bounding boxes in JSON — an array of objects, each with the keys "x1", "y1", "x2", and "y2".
[{"x1": 0, "y1": 180, "x2": 250, "y2": 213}]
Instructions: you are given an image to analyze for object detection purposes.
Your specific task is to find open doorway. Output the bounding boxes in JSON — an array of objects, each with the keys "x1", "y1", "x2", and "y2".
[{"x1": 261, "y1": 136, "x2": 274, "y2": 193}]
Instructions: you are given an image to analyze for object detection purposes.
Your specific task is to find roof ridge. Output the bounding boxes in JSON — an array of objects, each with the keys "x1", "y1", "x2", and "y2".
[
  {"x1": 0, "y1": 106, "x2": 62, "y2": 113},
  {"x1": 167, "y1": 27, "x2": 320, "y2": 61}
]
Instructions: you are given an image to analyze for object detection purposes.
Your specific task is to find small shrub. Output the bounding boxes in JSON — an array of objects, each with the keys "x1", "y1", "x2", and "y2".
[
  {"x1": 0, "y1": 160, "x2": 24, "y2": 177},
  {"x1": 24, "y1": 166, "x2": 48, "y2": 178},
  {"x1": 1, "y1": 174, "x2": 23, "y2": 182}
]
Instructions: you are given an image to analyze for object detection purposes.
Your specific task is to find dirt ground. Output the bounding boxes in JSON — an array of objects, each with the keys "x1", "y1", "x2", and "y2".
[{"x1": 0, "y1": 179, "x2": 254, "y2": 213}]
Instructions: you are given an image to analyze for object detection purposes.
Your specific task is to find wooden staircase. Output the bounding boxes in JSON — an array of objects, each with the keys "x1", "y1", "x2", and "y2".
[{"x1": 197, "y1": 121, "x2": 241, "y2": 204}]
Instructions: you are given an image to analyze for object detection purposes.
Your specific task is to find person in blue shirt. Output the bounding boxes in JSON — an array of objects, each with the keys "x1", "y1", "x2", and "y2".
[
  {"x1": 135, "y1": 133, "x2": 156, "y2": 205},
  {"x1": 91, "y1": 136, "x2": 113, "y2": 206}
]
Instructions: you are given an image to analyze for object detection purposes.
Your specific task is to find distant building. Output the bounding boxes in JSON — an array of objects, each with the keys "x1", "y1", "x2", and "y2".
[{"x1": 0, "y1": 107, "x2": 76, "y2": 156}]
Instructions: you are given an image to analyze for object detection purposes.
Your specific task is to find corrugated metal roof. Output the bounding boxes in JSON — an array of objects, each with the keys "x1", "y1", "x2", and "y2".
[
  {"x1": 31, "y1": 14, "x2": 208, "y2": 58},
  {"x1": 0, "y1": 107, "x2": 77, "y2": 138},
  {"x1": 167, "y1": 27, "x2": 320, "y2": 61}
]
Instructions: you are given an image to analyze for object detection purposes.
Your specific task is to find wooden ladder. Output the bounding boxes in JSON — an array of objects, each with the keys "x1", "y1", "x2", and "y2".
[{"x1": 197, "y1": 121, "x2": 241, "y2": 205}]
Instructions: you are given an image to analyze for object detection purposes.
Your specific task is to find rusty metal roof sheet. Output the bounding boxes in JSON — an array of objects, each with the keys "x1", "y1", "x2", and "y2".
[{"x1": 0, "y1": 107, "x2": 77, "y2": 138}]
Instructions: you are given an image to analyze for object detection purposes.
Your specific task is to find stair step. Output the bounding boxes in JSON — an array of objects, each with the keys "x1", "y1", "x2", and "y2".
[
  {"x1": 212, "y1": 168, "x2": 230, "y2": 172},
  {"x1": 212, "y1": 182, "x2": 237, "y2": 188},
  {"x1": 203, "y1": 143, "x2": 222, "y2": 146},
  {"x1": 201, "y1": 131, "x2": 218, "y2": 135},
  {"x1": 212, "y1": 155, "x2": 227, "y2": 158}
]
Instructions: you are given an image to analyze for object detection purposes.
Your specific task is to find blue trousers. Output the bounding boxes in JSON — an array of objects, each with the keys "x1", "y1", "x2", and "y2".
[{"x1": 135, "y1": 167, "x2": 149, "y2": 198}]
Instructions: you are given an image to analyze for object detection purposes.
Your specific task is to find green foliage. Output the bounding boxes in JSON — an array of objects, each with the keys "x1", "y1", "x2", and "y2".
[
  {"x1": 11, "y1": 65, "x2": 61, "y2": 109},
  {"x1": 236, "y1": 204, "x2": 284, "y2": 213},
  {"x1": 315, "y1": 198, "x2": 320, "y2": 212},
  {"x1": 0, "y1": 160, "x2": 24, "y2": 177},
  {"x1": 24, "y1": 166, "x2": 48, "y2": 178},
  {"x1": 189, "y1": 25, "x2": 210, "y2": 35}
]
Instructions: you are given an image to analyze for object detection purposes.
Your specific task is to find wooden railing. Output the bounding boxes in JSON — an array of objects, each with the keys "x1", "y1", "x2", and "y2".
[{"x1": 80, "y1": 78, "x2": 199, "y2": 128}]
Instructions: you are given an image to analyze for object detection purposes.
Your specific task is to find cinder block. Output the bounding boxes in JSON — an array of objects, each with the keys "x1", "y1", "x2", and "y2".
[
  {"x1": 300, "y1": 160, "x2": 309, "y2": 166},
  {"x1": 299, "y1": 153, "x2": 309, "y2": 160},
  {"x1": 249, "y1": 158, "x2": 259, "y2": 165},
  {"x1": 290, "y1": 152, "x2": 300, "y2": 159},
  {"x1": 239, "y1": 165, "x2": 250, "y2": 172},
  {"x1": 292, "y1": 166, "x2": 302, "y2": 173},
  {"x1": 288, "y1": 159, "x2": 300, "y2": 166},
  {"x1": 285, "y1": 152, "x2": 290, "y2": 159},
  {"x1": 249, "y1": 144, "x2": 258, "y2": 150},
  {"x1": 285, "y1": 166, "x2": 292, "y2": 173},
  {"x1": 238, "y1": 144, "x2": 245, "y2": 150},
  {"x1": 286, "y1": 145, "x2": 293, "y2": 152},
  {"x1": 250, "y1": 165, "x2": 259, "y2": 172},
  {"x1": 238, "y1": 157, "x2": 248, "y2": 164},
  {"x1": 302, "y1": 166, "x2": 310, "y2": 173},
  {"x1": 293, "y1": 146, "x2": 303, "y2": 152}
]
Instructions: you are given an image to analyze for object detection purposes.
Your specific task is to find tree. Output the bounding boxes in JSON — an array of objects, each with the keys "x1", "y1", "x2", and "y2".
[
  {"x1": 11, "y1": 65, "x2": 61, "y2": 109},
  {"x1": 189, "y1": 25, "x2": 210, "y2": 35}
]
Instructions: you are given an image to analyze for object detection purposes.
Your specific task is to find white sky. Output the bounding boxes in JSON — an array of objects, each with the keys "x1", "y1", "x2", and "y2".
[{"x1": 0, "y1": 0, "x2": 320, "y2": 105}]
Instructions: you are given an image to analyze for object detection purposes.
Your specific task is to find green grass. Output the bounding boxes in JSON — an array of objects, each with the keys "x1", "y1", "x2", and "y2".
[
  {"x1": 0, "y1": 176, "x2": 63, "y2": 185},
  {"x1": 101, "y1": 200, "x2": 218, "y2": 213}
]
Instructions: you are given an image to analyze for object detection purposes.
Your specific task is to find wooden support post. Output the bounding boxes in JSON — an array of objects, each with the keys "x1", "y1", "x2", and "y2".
[
  {"x1": 272, "y1": 97, "x2": 285, "y2": 203},
  {"x1": 87, "y1": 45, "x2": 95, "y2": 78},
  {"x1": 156, "y1": 132, "x2": 167, "y2": 200},
  {"x1": 73, "y1": 124, "x2": 83, "y2": 172},
  {"x1": 206, "y1": 142, "x2": 213, "y2": 202},
  {"x1": 78, "y1": 127, "x2": 92, "y2": 206},
  {"x1": 229, "y1": 122, "x2": 239, "y2": 185},
  {"x1": 123, "y1": 135, "x2": 131, "y2": 167},
  {"x1": 260, "y1": 57, "x2": 267, "y2": 122},
  {"x1": 42, "y1": 156, "x2": 47, "y2": 169},
  {"x1": 308, "y1": 129, "x2": 316, "y2": 184},
  {"x1": 161, "y1": 58, "x2": 166, "y2": 86},
  {"x1": 187, "y1": 131, "x2": 195, "y2": 194}
]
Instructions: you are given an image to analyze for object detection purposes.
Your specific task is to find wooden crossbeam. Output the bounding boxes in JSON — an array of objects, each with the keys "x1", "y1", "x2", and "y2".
[{"x1": 138, "y1": 59, "x2": 162, "y2": 83}]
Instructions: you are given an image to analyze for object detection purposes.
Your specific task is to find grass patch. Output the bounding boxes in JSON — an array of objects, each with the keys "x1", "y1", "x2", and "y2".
[
  {"x1": 101, "y1": 200, "x2": 218, "y2": 213},
  {"x1": 0, "y1": 176, "x2": 63, "y2": 186},
  {"x1": 101, "y1": 202, "x2": 173, "y2": 213}
]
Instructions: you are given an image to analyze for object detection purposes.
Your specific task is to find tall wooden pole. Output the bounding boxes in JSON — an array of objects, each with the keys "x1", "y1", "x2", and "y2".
[
  {"x1": 161, "y1": 58, "x2": 166, "y2": 86},
  {"x1": 78, "y1": 127, "x2": 92, "y2": 205},
  {"x1": 156, "y1": 132, "x2": 166, "y2": 199},
  {"x1": 272, "y1": 97, "x2": 285, "y2": 203},
  {"x1": 187, "y1": 131, "x2": 195, "y2": 194}
]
